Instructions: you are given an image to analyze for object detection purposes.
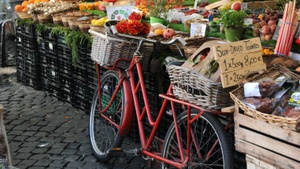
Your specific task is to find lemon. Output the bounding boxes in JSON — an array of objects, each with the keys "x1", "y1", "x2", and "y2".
[
  {"x1": 91, "y1": 19, "x2": 97, "y2": 26},
  {"x1": 95, "y1": 20, "x2": 103, "y2": 26},
  {"x1": 99, "y1": 17, "x2": 106, "y2": 25},
  {"x1": 104, "y1": 18, "x2": 109, "y2": 23}
]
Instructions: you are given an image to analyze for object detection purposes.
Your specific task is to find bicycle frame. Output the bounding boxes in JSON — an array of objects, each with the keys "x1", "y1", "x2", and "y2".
[{"x1": 95, "y1": 51, "x2": 231, "y2": 168}]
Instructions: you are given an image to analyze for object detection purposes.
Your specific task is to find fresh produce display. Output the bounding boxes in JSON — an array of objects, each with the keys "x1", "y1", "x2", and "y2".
[{"x1": 27, "y1": 1, "x2": 78, "y2": 15}]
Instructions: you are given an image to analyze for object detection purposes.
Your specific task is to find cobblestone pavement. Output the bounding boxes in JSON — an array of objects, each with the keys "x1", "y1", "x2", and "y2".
[{"x1": 0, "y1": 67, "x2": 148, "y2": 169}]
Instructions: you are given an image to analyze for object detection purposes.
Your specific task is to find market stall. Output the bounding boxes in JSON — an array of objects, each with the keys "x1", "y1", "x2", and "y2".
[{"x1": 12, "y1": 0, "x2": 300, "y2": 168}]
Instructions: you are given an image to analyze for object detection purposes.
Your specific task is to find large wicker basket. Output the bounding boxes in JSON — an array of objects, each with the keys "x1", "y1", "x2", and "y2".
[
  {"x1": 230, "y1": 64, "x2": 300, "y2": 131},
  {"x1": 167, "y1": 65, "x2": 234, "y2": 110},
  {"x1": 16, "y1": 12, "x2": 32, "y2": 20},
  {"x1": 90, "y1": 30, "x2": 140, "y2": 69}
]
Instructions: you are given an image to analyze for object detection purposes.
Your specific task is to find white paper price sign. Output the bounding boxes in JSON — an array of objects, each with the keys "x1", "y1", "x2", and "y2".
[
  {"x1": 244, "y1": 18, "x2": 253, "y2": 25},
  {"x1": 190, "y1": 23, "x2": 207, "y2": 37},
  {"x1": 106, "y1": 5, "x2": 132, "y2": 21}
]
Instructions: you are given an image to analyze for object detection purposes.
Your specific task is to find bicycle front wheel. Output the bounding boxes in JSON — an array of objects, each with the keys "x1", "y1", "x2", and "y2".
[
  {"x1": 161, "y1": 110, "x2": 233, "y2": 169},
  {"x1": 89, "y1": 70, "x2": 126, "y2": 162}
]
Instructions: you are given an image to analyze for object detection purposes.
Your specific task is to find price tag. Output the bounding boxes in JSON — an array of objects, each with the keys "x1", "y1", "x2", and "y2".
[
  {"x1": 220, "y1": 63, "x2": 266, "y2": 88},
  {"x1": 190, "y1": 22, "x2": 207, "y2": 37},
  {"x1": 106, "y1": 5, "x2": 132, "y2": 21},
  {"x1": 241, "y1": 3, "x2": 247, "y2": 10},
  {"x1": 49, "y1": 43, "x2": 53, "y2": 50},
  {"x1": 18, "y1": 37, "x2": 21, "y2": 42},
  {"x1": 272, "y1": 19, "x2": 282, "y2": 40},
  {"x1": 244, "y1": 18, "x2": 253, "y2": 25}
]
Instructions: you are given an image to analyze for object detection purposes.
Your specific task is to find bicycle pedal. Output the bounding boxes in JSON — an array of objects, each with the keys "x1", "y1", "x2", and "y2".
[
  {"x1": 107, "y1": 148, "x2": 125, "y2": 157},
  {"x1": 124, "y1": 148, "x2": 140, "y2": 157}
]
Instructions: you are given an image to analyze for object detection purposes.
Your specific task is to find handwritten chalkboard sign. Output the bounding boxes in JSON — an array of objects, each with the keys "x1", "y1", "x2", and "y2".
[{"x1": 212, "y1": 38, "x2": 266, "y2": 88}]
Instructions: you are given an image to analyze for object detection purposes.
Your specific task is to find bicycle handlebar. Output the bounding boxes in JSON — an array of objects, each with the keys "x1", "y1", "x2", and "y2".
[{"x1": 110, "y1": 25, "x2": 187, "y2": 46}]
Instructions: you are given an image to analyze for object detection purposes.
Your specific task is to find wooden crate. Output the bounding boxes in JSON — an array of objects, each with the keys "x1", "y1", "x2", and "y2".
[
  {"x1": 234, "y1": 105, "x2": 300, "y2": 169},
  {"x1": 245, "y1": 1, "x2": 278, "y2": 10},
  {"x1": 246, "y1": 155, "x2": 277, "y2": 169}
]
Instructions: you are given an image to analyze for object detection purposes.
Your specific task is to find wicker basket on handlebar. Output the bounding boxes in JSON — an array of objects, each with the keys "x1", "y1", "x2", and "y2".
[
  {"x1": 91, "y1": 32, "x2": 138, "y2": 69},
  {"x1": 167, "y1": 65, "x2": 233, "y2": 110}
]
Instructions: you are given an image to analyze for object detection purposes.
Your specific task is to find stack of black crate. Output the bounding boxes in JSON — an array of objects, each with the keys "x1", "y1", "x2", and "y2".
[
  {"x1": 16, "y1": 23, "x2": 41, "y2": 90},
  {"x1": 85, "y1": 47, "x2": 97, "y2": 113},
  {"x1": 38, "y1": 28, "x2": 60, "y2": 97},
  {"x1": 57, "y1": 35, "x2": 73, "y2": 103},
  {"x1": 71, "y1": 42, "x2": 90, "y2": 113}
]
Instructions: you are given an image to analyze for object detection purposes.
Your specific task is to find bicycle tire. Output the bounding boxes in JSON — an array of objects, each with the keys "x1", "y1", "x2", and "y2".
[
  {"x1": 89, "y1": 70, "x2": 126, "y2": 162},
  {"x1": 161, "y1": 110, "x2": 233, "y2": 169}
]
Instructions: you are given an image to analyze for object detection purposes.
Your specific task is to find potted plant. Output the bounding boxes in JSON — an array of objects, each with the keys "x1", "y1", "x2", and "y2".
[
  {"x1": 146, "y1": 0, "x2": 182, "y2": 24},
  {"x1": 219, "y1": 9, "x2": 246, "y2": 42}
]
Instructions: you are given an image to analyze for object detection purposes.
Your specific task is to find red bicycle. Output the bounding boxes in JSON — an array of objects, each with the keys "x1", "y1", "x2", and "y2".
[{"x1": 88, "y1": 27, "x2": 234, "y2": 168}]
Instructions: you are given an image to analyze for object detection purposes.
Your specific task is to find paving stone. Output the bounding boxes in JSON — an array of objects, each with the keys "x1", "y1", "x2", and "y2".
[
  {"x1": 18, "y1": 147, "x2": 35, "y2": 153},
  {"x1": 47, "y1": 148, "x2": 64, "y2": 154},
  {"x1": 65, "y1": 161, "x2": 85, "y2": 168},
  {"x1": 64, "y1": 155, "x2": 80, "y2": 162},
  {"x1": 49, "y1": 160, "x2": 68, "y2": 168},
  {"x1": 66, "y1": 143, "x2": 80, "y2": 149},
  {"x1": 21, "y1": 141, "x2": 39, "y2": 147},
  {"x1": 49, "y1": 154, "x2": 67, "y2": 160},
  {"x1": 16, "y1": 159, "x2": 37, "y2": 166},
  {"x1": 26, "y1": 126, "x2": 42, "y2": 131},
  {"x1": 82, "y1": 156, "x2": 97, "y2": 162},
  {"x1": 32, "y1": 148, "x2": 49, "y2": 154},
  {"x1": 8, "y1": 130, "x2": 24, "y2": 136},
  {"x1": 61, "y1": 149, "x2": 78, "y2": 155},
  {"x1": 51, "y1": 143, "x2": 68, "y2": 149},
  {"x1": 21, "y1": 131, "x2": 37, "y2": 137},
  {"x1": 39, "y1": 126, "x2": 56, "y2": 132},
  {"x1": 13, "y1": 136, "x2": 29, "y2": 142},
  {"x1": 13, "y1": 153, "x2": 32, "y2": 160},
  {"x1": 34, "y1": 132, "x2": 49, "y2": 137},
  {"x1": 28, "y1": 167, "x2": 46, "y2": 169},
  {"x1": 29, "y1": 154, "x2": 50, "y2": 160},
  {"x1": 25, "y1": 136, "x2": 40, "y2": 142},
  {"x1": 33, "y1": 159, "x2": 52, "y2": 167}
]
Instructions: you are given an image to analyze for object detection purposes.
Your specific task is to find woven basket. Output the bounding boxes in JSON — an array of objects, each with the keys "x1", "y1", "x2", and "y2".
[
  {"x1": 230, "y1": 64, "x2": 300, "y2": 131},
  {"x1": 90, "y1": 31, "x2": 139, "y2": 69},
  {"x1": 16, "y1": 12, "x2": 32, "y2": 20},
  {"x1": 167, "y1": 65, "x2": 234, "y2": 110}
]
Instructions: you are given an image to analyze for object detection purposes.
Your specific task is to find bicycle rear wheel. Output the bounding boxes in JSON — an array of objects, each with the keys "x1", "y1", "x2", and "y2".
[
  {"x1": 161, "y1": 110, "x2": 233, "y2": 169},
  {"x1": 89, "y1": 70, "x2": 126, "y2": 162}
]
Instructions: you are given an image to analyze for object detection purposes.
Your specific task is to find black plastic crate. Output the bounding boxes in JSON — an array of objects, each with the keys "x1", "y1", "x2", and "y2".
[
  {"x1": 40, "y1": 63, "x2": 47, "y2": 76},
  {"x1": 87, "y1": 68, "x2": 97, "y2": 86},
  {"x1": 22, "y1": 46, "x2": 39, "y2": 62},
  {"x1": 38, "y1": 36, "x2": 46, "y2": 51},
  {"x1": 58, "y1": 53, "x2": 72, "y2": 62},
  {"x1": 86, "y1": 85, "x2": 96, "y2": 101},
  {"x1": 20, "y1": 33, "x2": 38, "y2": 49},
  {"x1": 39, "y1": 49, "x2": 47, "y2": 64},
  {"x1": 46, "y1": 54, "x2": 58, "y2": 68},
  {"x1": 16, "y1": 68, "x2": 26, "y2": 84},
  {"x1": 57, "y1": 35, "x2": 66, "y2": 45},
  {"x1": 25, "y1": 60, "x2": 40, "y2": 76},
  {"x1": 46, "y1": 81, "x2": 60, "y2": 97},
  {"x1": 72, "y1": 93, "x2": 90, "y2": 112},
  {"x1": 41, "y1": 29, "x2": 56, "y2": 41},
  {"x1": 72, "y1": 64, "x2": 87, "y2": 81},
  {"x1": 57, "y1": 44, "x2": 71, "y2": 56},
  {"x1": 25, "y1": 73, "x2": 41, "y2": 90},
  {"x1": 16, "y1": 55, "x2": 25, "y2": 70},
  {"x1": 73, "y1": 78, "x2": 87, "y2": 96},
  {"x1": 40, "y1": 76, "x2": 48, "y2": 92},
  {"x1": 58, "y1": 58, "x2": 72, "y2": 75},
  {"x1": 46, "y1": 67, "x2": 60, "y2": 83},
  {"x1": 60, "y1": 73, "x2": 73, "y2": 89},
  {"x1": 59, "y1": 87, "x2": 72, "y2": 103},
  {"x1": 18, "y1": 23, "x2": 36, "y2": 35},
  {"x1": 44, "y1": 39, "x2": 58, "y2": 56}
]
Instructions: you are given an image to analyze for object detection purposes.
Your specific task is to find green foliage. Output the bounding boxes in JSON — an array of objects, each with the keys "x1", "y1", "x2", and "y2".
[
  {"x1": 219, "y1": 10, "x2": 246, "y2": 29},
  {"x1": 146, "y1": 0, "x2": 182, "y2": 18}
]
